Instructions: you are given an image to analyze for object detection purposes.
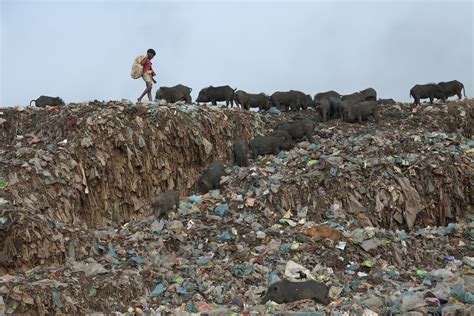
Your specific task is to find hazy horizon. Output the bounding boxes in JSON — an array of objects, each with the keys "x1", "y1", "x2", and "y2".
[{"x1": 1, "y1": 0, "x2": 473, "y2": 107}]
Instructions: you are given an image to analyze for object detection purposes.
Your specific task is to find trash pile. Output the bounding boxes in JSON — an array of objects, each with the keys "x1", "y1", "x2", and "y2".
[{"x1": 0, "y1": 99, "x2": 473, "y2": 314}]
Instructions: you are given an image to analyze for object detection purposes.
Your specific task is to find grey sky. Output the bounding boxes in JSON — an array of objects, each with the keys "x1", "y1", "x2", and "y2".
[{"x1": 1, "y1": 0, "x2": 473, "y2": 106}]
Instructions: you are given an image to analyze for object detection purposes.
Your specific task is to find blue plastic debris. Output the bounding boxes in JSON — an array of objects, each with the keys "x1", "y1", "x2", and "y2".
[
  {"x1": 396, "y1": 231, "x2": 410, "y2": 241},
  {"x1": 150, "y1": 104, "x2": 159, "y2": 116},
  {"x1": 188, "y1": 195, "x2": 202, "y2": 204},
  {"x1": 267, "y1": 271, "x2": 281, "y2": 285},
  {"x1": 196, "y1": 252, "x2": 214, "y2": 266},
  {"x1": 308, "y1": 143, "x2": 321, "y2": 150},
  {"x1": 149, "y1": 283, "x2": 166, "y2": 297},
  {"x1": 108, "y1": 243, "x2": 117, "y2": 258},
  {"x1": 267, "y1": 107, "x2": 281, "y2": 114},
  {"x1": 444, "y1": 255, "x2": 455, "y2": 262},
  {"x1": 130, "y1": 256, "x2": 146, "y2": 265},
  {"x1": 232, "y1": 264, "x2": 254, "y2": 277},
  {"x1": 277, "y1": 151, "x2": 289, "y2": 159},
  {"x1": 279, "y1": 243, "x2": 292, "y2": 253},
  {"x1": 214, "y1": 203, "x2": 229, "y2": 216},
  {"x1": 445, "y1": 223, "x2": 457, "y2": 235},
  {"x1": 52, "y1": 289, "x2": 64, "y2": 308},
  {"x1": 177, "y1": 286, "x2": 190, "y2": 296},
  {"x1": 217, "y1": 230, "x2": 231, "y2": 241}
]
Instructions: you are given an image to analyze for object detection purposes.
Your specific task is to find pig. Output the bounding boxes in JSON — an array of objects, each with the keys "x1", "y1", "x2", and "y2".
[
  {"x1": 318, "y1": 99, "x2": 331, "y2": 122},
  {"x1": 377, "y1": 98, "x2": 396, "y2": 105},
  {"x1": 249, "y1": 135, "x2": 294, "y2": 159},
  {"x1": 317, "y1": 97, "x2": 341, "y2": 121},
  {"x1": 314, "y1": 90, "x2": 341, "y2": 105},
  {"x1": 360, "y1": 87, "x2": 377, "y2": 101},
  {"x1": 276, "y1": 119, "x2": 315, "y2": 143},
  {"x1": 341, "y1": 88, "x2": 376, "y2": 103},
  {"x1": 437, "y1": 80, "x2": 466, "y2": 100},
  {"x1": 341, "y1": 91, "x2": 365, "y2": 103},
  {"x1": 289, "y1": 90, "x2": 313, "y2": 110},
  {"x1": 261, "y1": 279, "x2": 330, "y2": 305},
  {"x1": 344, "y1": 100, "x2": 378, "y2": 123},
  {"x1": 409, "y1": 83, "x2": 446, "y2": 106},
  {"x1": 233, "y1": 90, "x2": 244, "y2": 108},
  {"x1": 151, "y1": 190, "x2": 180, "y2": 219},
  {"x1": 196, "y1": 161, "x2": 226, "y2": 193},
  {"x1": 30, "y1": 95, "x2": 65, "y2": 107},
  {"x1": 340, "y1": 92, "x2": 366, "y2": 120},
  {"x1": 234, "y1": 90, "x2": 270, "y2": 111},
  {"x1": 155, "y1": 84, "x2": 192, "y2": 103},
  {"x1": 233, "y1": 140, "x2": 249, "y2": 167},
  {"x1": 329, "y1": 96, "x2": 342, "y2": 118},
  {"x1": 270, "y1": 91, "x2": 299, "y2": 112},
  {"x1": 196, "y1": 85, "x2": 236, "y2": 107},
  {"x1": 270, "y1": 129, "x2": 293, "y2": 143}
]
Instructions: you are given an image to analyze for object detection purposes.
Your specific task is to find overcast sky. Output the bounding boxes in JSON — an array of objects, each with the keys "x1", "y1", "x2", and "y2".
[{"x1": 1, "y1": 0, "x2": 473, "y2": 106}]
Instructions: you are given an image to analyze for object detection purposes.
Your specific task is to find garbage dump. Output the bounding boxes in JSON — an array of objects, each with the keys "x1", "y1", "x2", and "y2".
[{"x1": 0, "y1": 99, "x2": 473, "y2": 314}]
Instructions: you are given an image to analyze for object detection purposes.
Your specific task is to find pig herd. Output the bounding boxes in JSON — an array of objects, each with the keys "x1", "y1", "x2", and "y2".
[
  {"x1": 156, "y1": 84, "x2": 384, "y2": 123},
  {"x1": 153, "y1": 79, "x2": 466, "y2": 118},
  {"x1": 29, "y1": 80, "x2": 465, "y2": 113}
]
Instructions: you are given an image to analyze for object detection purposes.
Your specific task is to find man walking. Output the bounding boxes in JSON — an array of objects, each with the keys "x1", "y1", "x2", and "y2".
[{"x1": 137, "y1": 48, "x2": 157, "y2": 103}]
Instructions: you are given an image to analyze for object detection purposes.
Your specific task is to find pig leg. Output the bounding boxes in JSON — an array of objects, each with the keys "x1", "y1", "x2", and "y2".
[
  {"x1": 373, "y1": 111, "x2": 379, "y2": 124},
  {"x1": 305, "y1": 131, "x2": 314, "y2": 143}
]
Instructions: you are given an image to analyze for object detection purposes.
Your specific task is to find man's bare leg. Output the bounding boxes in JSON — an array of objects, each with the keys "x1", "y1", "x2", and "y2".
[{"x1": 138, "y1": 81, "x2": 153, "y2": 102}]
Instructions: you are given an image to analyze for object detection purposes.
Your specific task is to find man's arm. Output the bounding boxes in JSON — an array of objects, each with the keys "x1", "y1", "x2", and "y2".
[{"x1": 140, "y1": 57, "x2": 148, "y2": 66}]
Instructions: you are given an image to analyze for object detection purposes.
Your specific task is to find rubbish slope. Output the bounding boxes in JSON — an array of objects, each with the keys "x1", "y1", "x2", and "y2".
[{"x1": 0, "y1": 100, "x2": 473, "y2": 314}]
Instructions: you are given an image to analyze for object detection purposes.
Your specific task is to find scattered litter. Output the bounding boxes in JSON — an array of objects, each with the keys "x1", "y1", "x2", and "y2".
[{"x1": 0, "y1": 100, "x2": 472, "y2": 314}]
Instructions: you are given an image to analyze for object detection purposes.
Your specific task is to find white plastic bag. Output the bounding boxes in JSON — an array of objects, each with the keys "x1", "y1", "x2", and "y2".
[{"x1": 131, "y1": 55, "x2": 145, "y2": 79}]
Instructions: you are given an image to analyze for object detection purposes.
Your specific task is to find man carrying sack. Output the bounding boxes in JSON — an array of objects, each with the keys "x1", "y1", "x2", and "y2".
[{"x1": 131, "y1": 48, "x2": 157, "y2": 103}]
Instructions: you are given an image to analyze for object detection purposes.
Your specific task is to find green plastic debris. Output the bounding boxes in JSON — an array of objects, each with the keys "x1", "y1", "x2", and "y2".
[
  {"x1": 0, "y1": 179, "x2": 8, "y2": 190},
  {"x1": 317, "y1": 274, "x2": 329, "y2": 281},
  {"x1": 307, "y1": 160, "x2": 318, "y2": 167},
  {"x1": 416, "y1": 269, "x2": 427, "y2": 278},
  {"x1": 361, "y1": 260, "x2": 374, "y2": 268},
  {"x1": 290, "y1": 242, "x2": 301, "y2": 250},
  {"x1": 173, "y1": 276, "x2": 185, "y2": 285},
  {"x1": 52, "y1": 289, "x2": 64, "y2": 308},
  {"x1": 89, "y1": 287, "x2": 97, "y2": 297},
  {"x1": 271, "y1": 224, "x2": 283, "y2": 230},
  {"x1": 138, "y1": 136, "x2": 146, "y2": 148},
  {"x1": 279, "y1": 218, "x2": 297, "y2": 226}
]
